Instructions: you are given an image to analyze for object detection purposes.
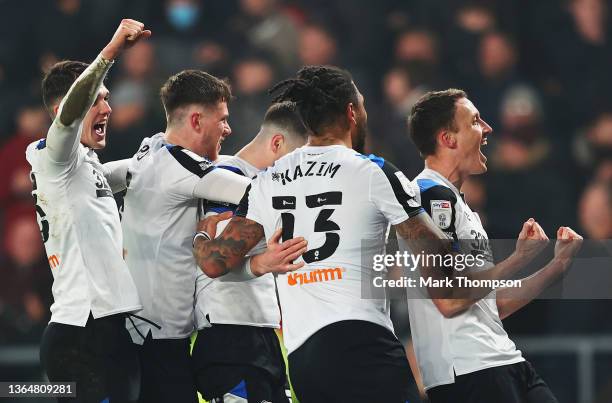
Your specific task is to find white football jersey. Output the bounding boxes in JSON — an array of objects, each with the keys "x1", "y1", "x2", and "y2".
[
  {"x1": 25, "y1": 124, "x2": 141, "y2": 327},
  {"x1": 236, "y1": 145, "x2": 424, "y2": 353},
  {"x1": 407, "y1": 168, "x2": 523, "y2": 390},
  {"x1": 122, "y1": 134, "x2": 249, "y2": 343},
  {"x1": 194, "y1": 155, "x2": 280, "y2": 329}
]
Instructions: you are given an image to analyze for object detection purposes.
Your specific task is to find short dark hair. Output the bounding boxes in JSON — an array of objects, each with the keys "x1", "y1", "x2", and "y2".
[
  {"x1": 408, "y1": 88, "x2": 467, "y2": 157},
  {"x1": 262, "y1": 101, "x2": 308, "y2": 140},
  {"x1": 41, "y1": 60, "x2": 89, "y2": 115},
  {"x1": 160, "y1": 70, "x2": 232, "y2": 122},
  {"x1": 268, "y1": 65, "x2": 358, "y2": 136}
]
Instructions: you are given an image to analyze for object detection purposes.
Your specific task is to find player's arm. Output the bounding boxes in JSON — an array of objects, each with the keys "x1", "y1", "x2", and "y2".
[
  {"x1": 496, "y1": 226, "x2": 583, "y2": 319},
  {"x1": 101, "y1": 159, "x2": 129, "y2": 193},
  {"x1": 200, "y1": 200, "x2": 307, "y2": 281},
  {"x1": 193, "y1": 216, "x2": 306, "y2": 278},
  {"x1": 47, "y1": 19, "x2": 150, "y2": 163},
  {"x1": 396, "y1": 215, "x2": 548, "y2": 317},
  {"x1": 193, "y1": 168, "x2": 251, "y2": 205}
]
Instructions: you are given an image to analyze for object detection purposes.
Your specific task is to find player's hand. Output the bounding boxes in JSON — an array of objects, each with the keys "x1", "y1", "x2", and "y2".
[
  {"x1": 101, "y1": 19, "x2": 151, "y2": 61},
  {"x1": 554, "y1": 226, "x2": 583, "y2": 262},
  {"x1": 514, "y1": 218, "x2": 549, "y2": 262},
  {"x1": 196, "y1": 211, "x2": 233, "y2": 239},
  {"x1": 250, "y1": 229, "x2": 308, "y2": 276}
]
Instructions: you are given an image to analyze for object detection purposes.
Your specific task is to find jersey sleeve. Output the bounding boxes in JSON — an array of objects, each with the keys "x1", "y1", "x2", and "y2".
[
  {"x1": 235, "y1": 175, "x2": 267, "y2": 229},
  {"x1": 203, "y1": 165, "x2": 244, "y2": 215},
  {"x1": 166, "y1": 146, "x2": 250, "y2": 203},
  {"x1": 368, "y1": 160, "x2": 424, "y2": 225},
  {"x1": 101, "y1": 158, "x2": 130, "y2": 193},
  {"x1": 417, "y1": 179, "x2": 458, "y2": 240}
]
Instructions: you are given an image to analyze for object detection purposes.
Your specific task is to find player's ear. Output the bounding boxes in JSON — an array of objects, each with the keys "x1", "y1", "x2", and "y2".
[
  {"x1": 346, "y1": 102, "x2": 357, "y2": 127},
  {"x1": 271, "y1": 133, "x2": 284, "y2": 153},
  {"x1": 190, "y1": 111, "x2": 201, "y2": 132},
  {"x1": 438, "y1": 129, "x2": 457, "y2": 149}
]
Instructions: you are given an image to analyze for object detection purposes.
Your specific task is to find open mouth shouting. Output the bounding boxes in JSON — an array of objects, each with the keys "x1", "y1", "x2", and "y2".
[
  {"x1": 479, "y1": 134, "x2": 488, "y2": 163},
  {"x1": 93, "y1": 120, "x2": 107, "y2": 139}
]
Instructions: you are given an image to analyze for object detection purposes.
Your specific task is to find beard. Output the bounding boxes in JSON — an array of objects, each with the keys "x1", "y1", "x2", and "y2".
[{"x1": 352, "y1": 118, "x2": 368, "y2": 154}]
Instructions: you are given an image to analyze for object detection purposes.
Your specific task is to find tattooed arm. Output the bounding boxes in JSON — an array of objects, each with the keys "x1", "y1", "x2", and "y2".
[
  {"x1": 194, "y1": 216, "x2": 265, "y2": 278},
  {"x1": 395, "y1": 213, "x2": 537, "y2": 317},
  {"x1": 193, "y1": 215, "x2": 307, "y2": 278}
]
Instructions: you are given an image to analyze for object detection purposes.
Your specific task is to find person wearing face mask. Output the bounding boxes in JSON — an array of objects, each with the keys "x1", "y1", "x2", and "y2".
[
  {"x1": 26, "y1": 19, "x2": 150, "y2": 403},
  {"x1": 166, "y1": 0, "x2": 201, "y2": 31}
]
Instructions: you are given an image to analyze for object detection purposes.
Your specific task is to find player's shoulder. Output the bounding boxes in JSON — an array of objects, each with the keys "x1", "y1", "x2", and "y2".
[
  {"x1": 164, "y1": 143, "x2": 215, "y2": 178},
  {"x1": 215, "y1": 155, "x2": 249, "y2": 177},
  {"x1": 414, "y1": 172, "x2": 458, "y2": 205},
  {"x1": 25, "y1": 139, "x2": 50, "y2": 166}
]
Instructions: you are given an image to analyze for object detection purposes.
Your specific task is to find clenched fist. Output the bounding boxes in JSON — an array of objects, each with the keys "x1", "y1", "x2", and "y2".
[
  {"x1": 101, "y1": 19, "x2": 152, "y2": 61},
  {"x1": 554, "y1": 226, "x2": 583, "y2": 261},
  {"x1": 514, "y1": 217, "x2": 549, "y2": 262}
]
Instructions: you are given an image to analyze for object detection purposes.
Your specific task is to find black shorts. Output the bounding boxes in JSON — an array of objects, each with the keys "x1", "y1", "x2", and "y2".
[
  {"x1": 427, "y1": 361, "x2": 559, "y2": 403},
  {"x1": 191, "y1": 324, "x2": 288, "y2": 402},
  {"x1": 136, "y1": 333, "x2": 198, "y2": 403},
  {"x1": 288, "y1": 320, "x2": 418, "y2": 403},
  {"x1": 39, "y1": 313, "x2": 140, "y2": 403}
]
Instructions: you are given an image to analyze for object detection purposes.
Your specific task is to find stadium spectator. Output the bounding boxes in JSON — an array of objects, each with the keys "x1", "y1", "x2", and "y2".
[
  {"x1": 0, "y1": 100, "x2": 49, "y2": 210},
  {"x1": 486, "y1": 85, "x2": 574, "y2": 237},
  {"x1": 369, "y1": 62, "x2": 432, "y2": 178},
  {"x1": 470, "y1": 31, "x2": 522, "y2": 130},
  {"x1": 0, "y1": 209, "x2": 52, "y2": 344},
  {"x1": 229, "y1": 0, "x2": 299, "y2": 74},
  {"x1": 99, "y1": 40, "x2": 163, "y2": 161},
  {"x1": 222, "y1": 54, "x2": 277, "y2": 154},
  {"x1": 298, "y1": 23, "x2": 338, "y2": 66},
  {"x1": 579, "y1": 180, "x2": 612, "y2": 240},
  {"x1": 394, "y1": 28, "x2": 439, "y2": 67}
]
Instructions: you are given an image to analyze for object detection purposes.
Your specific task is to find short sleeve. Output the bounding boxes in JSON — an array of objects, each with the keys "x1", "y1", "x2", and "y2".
[
  {"x1": 417, "y1": 179, "x2": 458, "y2": 240},
  {"x1": 369, "y1": 160, "x2": 424, "y2": 225},
  {"x1": 165, "y1": 145, "x2": 216, "y2": 200},
  {"x1": 203, "y1": 165, "x2": 244, "y2": 214},
  {"x1": 235, "y1": 175, "x2": 266, "y2": 228}
]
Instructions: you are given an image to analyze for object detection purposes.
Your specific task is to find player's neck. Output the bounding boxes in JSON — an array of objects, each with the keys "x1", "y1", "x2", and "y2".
[
  {"x1": 236, "y1": 140, "x2": 269, "y2": 171},
  {"x1": 307, "y1": 130, "x2": 351, "y2": 148},
  {"x1": 425, "y1": 158, "x2": 466, "y2": 190},
  {"x1": 164, "y1": 127, "x2": 204, "y2": 156}
]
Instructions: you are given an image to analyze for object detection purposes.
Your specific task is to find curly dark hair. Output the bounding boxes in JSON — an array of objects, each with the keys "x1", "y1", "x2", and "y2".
[{"x1": 268, "y1": 65, "x2": 358, "y2": 136}]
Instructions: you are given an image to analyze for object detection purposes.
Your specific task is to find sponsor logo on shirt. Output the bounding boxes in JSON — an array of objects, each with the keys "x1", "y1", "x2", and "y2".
[
  {"x1": 48, "y1": 254, "x2": 60, "y2": 269},
  {"x1": 287, "y1": 267, "x2": 344, "y2": 286},
  {"x1": 431, "y1": 200, "x2": 452, "y2": 229}
]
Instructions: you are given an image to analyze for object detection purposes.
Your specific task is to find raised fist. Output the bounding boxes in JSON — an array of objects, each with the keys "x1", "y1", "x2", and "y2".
[
  {"x1": 515, "y1": 218, "x2": 549, "y2": 262},
  {"x1": 554, "y1": 226, "x2": 583, "y2": 261},
  {"x1": 101, "y1": 19, "x2": 151, "y2": 61}
]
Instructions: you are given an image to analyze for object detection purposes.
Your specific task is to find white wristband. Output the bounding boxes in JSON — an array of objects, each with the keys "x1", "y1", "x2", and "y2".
[
  {"x1": 242, "y1": 257, "x2": 258, "y2": 279},
  {"x1": 192, "y1": 231, "x2": 211, "y2": 248}
]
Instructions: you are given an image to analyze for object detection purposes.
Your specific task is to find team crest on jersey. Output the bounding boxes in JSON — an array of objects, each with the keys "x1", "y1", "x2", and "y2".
[{"x1": 431, "y1": 200, "x2": 452, "y2": 229}]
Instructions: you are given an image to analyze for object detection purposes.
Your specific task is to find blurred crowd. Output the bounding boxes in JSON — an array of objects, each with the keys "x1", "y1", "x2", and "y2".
[{"x1": 0, "y1": 0, "x2": 611, "y2": 352}]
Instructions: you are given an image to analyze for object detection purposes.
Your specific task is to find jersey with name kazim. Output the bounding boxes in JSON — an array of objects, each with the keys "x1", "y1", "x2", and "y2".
[
  {"x1": 407, "y1": 168, "x2": 523, "y2": 390},
  {"x1": 236, "y1": 145, "x2": 424, "y2": 353},
  {"x1": 25, "y1": 123, "x2": 141, "y2": 327}
]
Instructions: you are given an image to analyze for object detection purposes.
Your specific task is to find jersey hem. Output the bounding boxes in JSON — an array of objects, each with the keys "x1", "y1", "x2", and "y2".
[
  {"x1": 207, "y1": 319, "x2": 280, "y2": 329},
  {"x1": 285, "y1": 315, "x2": 394, "y2": 354},
  {"x1": 423, "y1": 356, "x2": 526, "y2": 391}
]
